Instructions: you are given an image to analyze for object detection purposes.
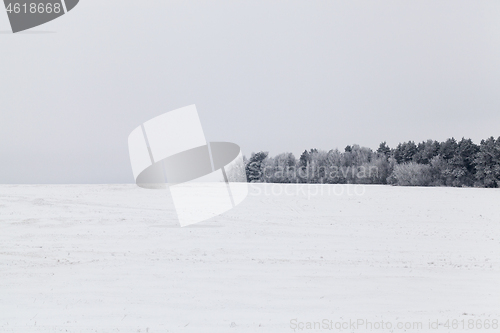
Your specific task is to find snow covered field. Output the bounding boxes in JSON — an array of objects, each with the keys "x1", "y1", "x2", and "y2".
[{"x1": 0, "y1": 184, "x2": 499, "y2": 332}]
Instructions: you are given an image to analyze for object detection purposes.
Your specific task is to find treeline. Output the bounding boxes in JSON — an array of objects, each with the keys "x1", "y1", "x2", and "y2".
[{"x1": 244, "y1": 136, "x2": 500, "y2": 187}]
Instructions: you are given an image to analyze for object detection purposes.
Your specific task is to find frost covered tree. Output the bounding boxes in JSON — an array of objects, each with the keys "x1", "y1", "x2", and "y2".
[
  {"x1": 413, "y1": 140, "x2": 440, "y2": 165},
  {"x1": 245, "y1": 152, "x2": 268, "y2": 183},
  {"x1": 474, "y1": 137, "x2": 500, "y2": 188},
  {"x1": 377, "y1": 142, "x2": 391, "y2": 158}
]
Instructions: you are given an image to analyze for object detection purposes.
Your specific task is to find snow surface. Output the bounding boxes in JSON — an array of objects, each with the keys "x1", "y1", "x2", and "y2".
[{"x1": 0, "y1": 184, "x2": 499, "y2": 332}]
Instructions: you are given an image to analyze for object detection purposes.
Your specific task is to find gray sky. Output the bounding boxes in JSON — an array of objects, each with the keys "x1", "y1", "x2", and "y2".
[{"x1": 1, "y1": 0, "x2": 499, "y2": 183}]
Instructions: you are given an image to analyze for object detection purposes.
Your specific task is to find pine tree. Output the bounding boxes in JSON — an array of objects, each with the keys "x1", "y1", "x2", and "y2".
[
  {"x1": 245, "y1": 152, "x2": 268, "y2": 182},
  {"x1": 439, "y1": 138, "x2": 458, "y2": 160},
  {"x1": 474, "y1": 137, "x2": 500, "y2": 187},
  {"x1": 449, "y1": 138, "x2": 480, "y2": 186},
  {"x1": 299, "y1": 150, "x2": 310, "y2": 168},
  {"x1": 413, "y1": 140, "x2": 440, "y2": 164},
  {"x1": 377, "y1": 142, "x2": 391, "y2": 157}
]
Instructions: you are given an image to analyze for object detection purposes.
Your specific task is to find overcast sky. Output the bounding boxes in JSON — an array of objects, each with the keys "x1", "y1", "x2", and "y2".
[{"x1": 1, "y1": 0, "x2": 499, "y2": 183}]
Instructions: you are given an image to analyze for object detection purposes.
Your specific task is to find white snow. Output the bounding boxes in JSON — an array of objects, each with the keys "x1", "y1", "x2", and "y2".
[{"x1": 0, "y1": 184, "x2": 499, "y2": 332}]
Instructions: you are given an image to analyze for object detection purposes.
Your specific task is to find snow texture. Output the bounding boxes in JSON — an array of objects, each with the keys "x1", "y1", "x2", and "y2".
[{"x1": 0, "y1": 184, "x2": 499, "y2": 332}]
